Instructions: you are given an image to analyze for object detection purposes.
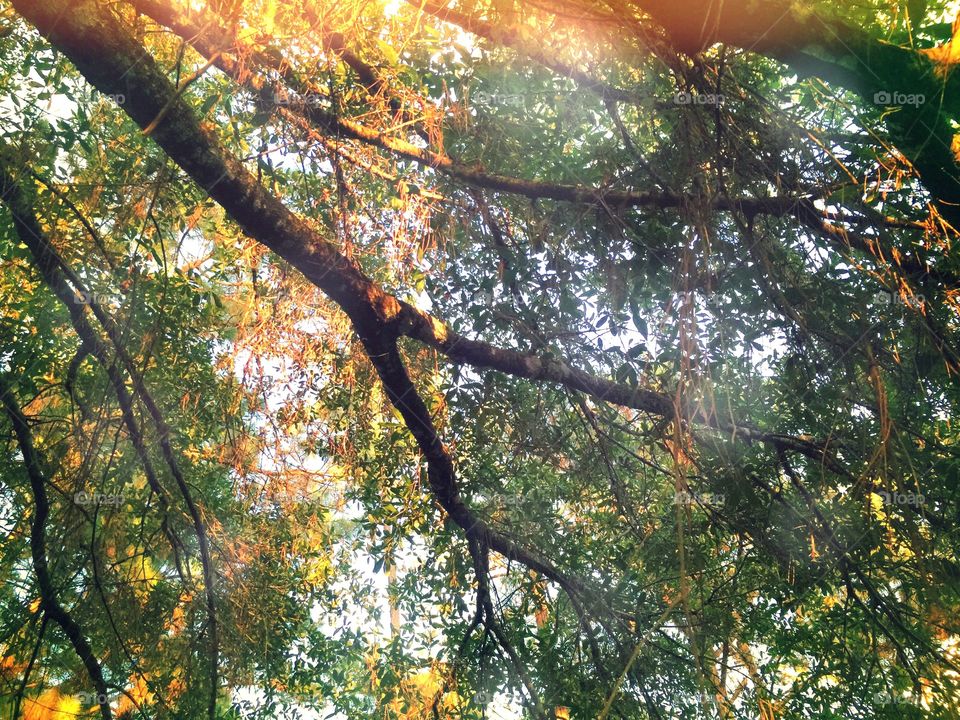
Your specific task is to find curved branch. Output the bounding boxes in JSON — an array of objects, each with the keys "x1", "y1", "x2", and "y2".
[
  {"x1": 128, "y1": 0, "x2": 829, "y2": 217},
  {"x1": 0, "y1": 377, "x2": 113, "y2": 720},
  {"x1": 0, "y1": 153, "x2": 219, "y2": 718}
]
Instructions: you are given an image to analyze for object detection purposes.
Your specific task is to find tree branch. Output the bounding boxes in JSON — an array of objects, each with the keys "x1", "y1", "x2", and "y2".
[
  {"x1": 0, "y1": 376, "x2": 113, "y2": 720},
  {"x1": 0, "y1": 151, "x2": 219, "y2": 718}
]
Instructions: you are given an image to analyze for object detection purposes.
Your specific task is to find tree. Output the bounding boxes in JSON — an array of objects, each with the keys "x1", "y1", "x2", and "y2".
[{"x1": 0, "y1": 0, "x2": 957, "y2": 717}]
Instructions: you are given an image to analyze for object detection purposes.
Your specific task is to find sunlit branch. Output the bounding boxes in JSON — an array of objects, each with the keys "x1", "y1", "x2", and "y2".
[{"x1": 131, "y1": 0, "x2": 852, "y2": 222}]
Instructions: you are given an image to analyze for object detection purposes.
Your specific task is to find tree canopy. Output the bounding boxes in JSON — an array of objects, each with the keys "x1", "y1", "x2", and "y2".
[{"x1": 0, "y1": 0, "x2": 959, "y2": 718}]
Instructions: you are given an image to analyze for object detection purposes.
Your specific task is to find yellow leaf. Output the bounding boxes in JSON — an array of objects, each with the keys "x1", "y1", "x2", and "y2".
[
  {"x1": 263, "y1": 0, "x2": 277, "y2": 34},
  {"x1": 23, "y1": 689, "x2": 82, "y2": 720}
]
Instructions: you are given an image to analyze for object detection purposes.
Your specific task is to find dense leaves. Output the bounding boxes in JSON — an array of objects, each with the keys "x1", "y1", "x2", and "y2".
[{"x1": 0, "y1": 0, "x2": 959, "y2": 718}]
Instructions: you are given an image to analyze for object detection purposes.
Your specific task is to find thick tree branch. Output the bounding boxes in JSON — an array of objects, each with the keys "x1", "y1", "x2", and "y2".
[
  {"x1": 10, "y1": 1, "x2": 849, "y2": 598},
  {"x1": 13, "y1": 0, "x2": 603, "y2": 606},
  {"x1": 133, "y1": 0, "x2": 949, "y2": 299},
  {"x1": 129, "y1": 0, "x2": 836, "y2": 218}
]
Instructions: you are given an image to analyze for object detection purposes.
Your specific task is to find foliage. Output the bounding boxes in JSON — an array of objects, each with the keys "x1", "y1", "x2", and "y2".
[{"x1": 0, "y1": 0, "x2": 958, "y2": 718}]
